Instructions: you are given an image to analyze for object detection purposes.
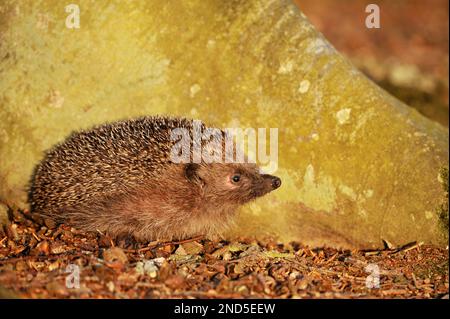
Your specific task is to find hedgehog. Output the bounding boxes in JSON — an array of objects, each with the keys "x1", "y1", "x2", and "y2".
[{"x1": 28, "y1": 116, "x2": 281, "y2": 242}]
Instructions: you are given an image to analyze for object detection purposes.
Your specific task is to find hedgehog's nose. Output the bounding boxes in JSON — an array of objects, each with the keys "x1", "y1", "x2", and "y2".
[{"x1": 271, "y1": 176, "x2": 281, "y2": 189}]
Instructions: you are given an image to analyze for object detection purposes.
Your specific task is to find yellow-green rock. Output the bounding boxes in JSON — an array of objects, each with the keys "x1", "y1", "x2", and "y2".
[{"x1": 0, "y1": 0, "x2": 448, "y2": 248}]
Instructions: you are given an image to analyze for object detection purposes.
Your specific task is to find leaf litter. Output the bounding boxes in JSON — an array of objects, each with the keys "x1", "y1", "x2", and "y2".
[{"x1": 0, "y1": 209, "x2": 448, "y2": 299}]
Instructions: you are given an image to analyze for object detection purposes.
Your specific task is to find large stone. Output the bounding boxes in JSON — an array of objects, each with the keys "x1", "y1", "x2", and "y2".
[{"x1": 0, "y1": 0, "x2": 447, "y2": 248}]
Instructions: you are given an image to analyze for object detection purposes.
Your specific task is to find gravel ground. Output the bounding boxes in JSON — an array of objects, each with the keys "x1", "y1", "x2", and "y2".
[{"x1": 0, "y1": 209, "x2": 448, "y2": 299}]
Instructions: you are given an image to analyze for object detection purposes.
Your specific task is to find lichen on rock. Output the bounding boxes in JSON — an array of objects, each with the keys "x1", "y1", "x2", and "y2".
[{"x1": 437, "y1": 167, "x2": 449, "y2": 235}]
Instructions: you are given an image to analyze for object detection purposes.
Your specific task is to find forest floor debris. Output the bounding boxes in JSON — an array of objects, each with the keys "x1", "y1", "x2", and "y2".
[{"x1": 0, "y1": 209, "x2": 448, "y2": 299}]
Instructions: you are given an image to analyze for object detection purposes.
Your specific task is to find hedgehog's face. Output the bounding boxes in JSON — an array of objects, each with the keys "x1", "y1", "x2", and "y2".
[{"x1": 185, "y1": 162, "x2": 281, "y2": 206}]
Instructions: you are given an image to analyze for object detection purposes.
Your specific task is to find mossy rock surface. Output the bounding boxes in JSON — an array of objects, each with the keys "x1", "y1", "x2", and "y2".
[{"x1": 0, "y1": 0, "x2": 448, "y2": 248}]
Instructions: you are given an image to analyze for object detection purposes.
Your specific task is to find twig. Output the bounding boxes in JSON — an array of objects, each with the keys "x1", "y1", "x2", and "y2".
[
  {"x1": 31, "y1": 232, "x2": 41, "y2": 242},
  {"x1": 125, "y1": 235, "x2": 205, "y2": 253}
]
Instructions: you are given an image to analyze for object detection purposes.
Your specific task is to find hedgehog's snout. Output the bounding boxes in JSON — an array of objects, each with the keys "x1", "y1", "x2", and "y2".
[
  {"x1": 271, "y1": 176, "x2": 281, "y2": 189},
  {"x1": 261, "y1": 174, "x2": 282, "y2": 191}
]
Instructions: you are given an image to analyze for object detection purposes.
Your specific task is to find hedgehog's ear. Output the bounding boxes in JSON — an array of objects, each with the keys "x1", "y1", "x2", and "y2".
[{"x1": 185, "y1": 163, "x2": 205, "y2": 188}]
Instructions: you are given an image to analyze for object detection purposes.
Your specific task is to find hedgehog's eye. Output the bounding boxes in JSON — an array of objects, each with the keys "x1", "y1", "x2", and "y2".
[{"x1": 231, "y1": 174, "x2": 241, "y2": 183}]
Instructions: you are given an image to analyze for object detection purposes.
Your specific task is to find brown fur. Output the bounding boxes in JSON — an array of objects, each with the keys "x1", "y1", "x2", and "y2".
[{"x1": 29, "y1": 116, "x2": 281, "y2": 242}]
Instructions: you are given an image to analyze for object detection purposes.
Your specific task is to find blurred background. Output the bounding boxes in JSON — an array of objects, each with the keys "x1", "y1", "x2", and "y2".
[{"x1": 295, "y1": 0, "x2": 449, "y2": 127}]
